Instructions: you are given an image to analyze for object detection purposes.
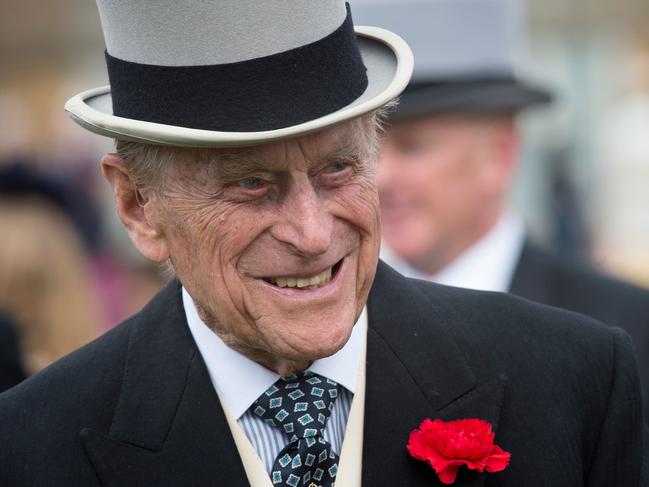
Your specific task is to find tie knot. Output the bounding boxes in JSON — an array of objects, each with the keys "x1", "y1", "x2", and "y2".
[{"x1": 253, "y1": 371, "x2": 339, "y2": 442}]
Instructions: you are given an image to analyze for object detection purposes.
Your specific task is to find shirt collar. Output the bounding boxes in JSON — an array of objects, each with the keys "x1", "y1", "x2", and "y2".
[
  {"x1": 183, "y1": 287, "x2": 367, "y2": 419},
  {"x1": 381, "y1": 212, "x2": 525, "y2": 292}
]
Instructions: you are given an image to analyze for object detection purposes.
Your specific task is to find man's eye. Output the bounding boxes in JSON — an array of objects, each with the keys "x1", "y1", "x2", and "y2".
[
  {"x1": 237, "y1": 177, "x2": 265, "y2": 190},
  {"x1": 325, "y1": 160, "x2": 349, "y2": 173}
]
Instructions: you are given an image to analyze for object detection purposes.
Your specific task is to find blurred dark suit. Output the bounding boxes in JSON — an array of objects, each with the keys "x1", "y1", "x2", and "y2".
[
  {"x1": 0, "y1": 312, "x2": 26, "y2": 393},
  {"x1": 510, "y1": 240, "x2": 649, "y2": 422}
]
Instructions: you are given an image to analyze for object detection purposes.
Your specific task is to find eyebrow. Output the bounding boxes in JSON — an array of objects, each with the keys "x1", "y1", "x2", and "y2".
[
  {"x1": 207, "y1": 151, "x2": 271, "y2": 182},
  {"x1": 326, "y1": 140, "x2": 364, "y2": 162}
]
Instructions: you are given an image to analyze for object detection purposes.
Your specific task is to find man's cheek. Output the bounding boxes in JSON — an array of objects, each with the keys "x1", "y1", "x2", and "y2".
[{"x1": 335, "y1": 182, "x2": 379, "y2": 227}]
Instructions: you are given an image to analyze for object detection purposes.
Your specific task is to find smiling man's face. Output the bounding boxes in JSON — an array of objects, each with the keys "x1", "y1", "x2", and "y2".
[{"x1": 144, "y1": 118, "x2": 380, "y2": 372}]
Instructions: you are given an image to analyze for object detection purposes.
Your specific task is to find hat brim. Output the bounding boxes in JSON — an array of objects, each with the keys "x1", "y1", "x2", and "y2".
[
  {"x1": 390, "y1": 78, "x2": 552, "y2": 120},
  {"x1": 64, "y1": 26, "x2": 413, "y2": 148}
]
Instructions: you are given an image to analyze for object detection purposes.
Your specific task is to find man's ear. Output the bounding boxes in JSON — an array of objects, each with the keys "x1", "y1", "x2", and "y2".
[{"x1": 101, "y1": 153, "x2": 170, "y2": 263}]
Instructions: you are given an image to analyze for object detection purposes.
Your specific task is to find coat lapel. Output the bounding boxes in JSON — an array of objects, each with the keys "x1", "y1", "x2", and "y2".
[
  {"x1": 81, "y1": 280, "x2": 249, "y2": 487},
  {"x1": 362, "y1": 262, "x2": 507, "y2": 487}
]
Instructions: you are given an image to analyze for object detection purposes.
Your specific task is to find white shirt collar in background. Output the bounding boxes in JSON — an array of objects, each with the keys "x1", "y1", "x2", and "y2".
[
  {"x1": 183, "y1": 287, "x2": 366, "y2": 419},
  {"x1": 381, "y1": 212, "x2": 525, "y2": 292}
]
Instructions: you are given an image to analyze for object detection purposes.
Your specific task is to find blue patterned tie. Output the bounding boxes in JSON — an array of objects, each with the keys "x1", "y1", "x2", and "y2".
[{"x1": 252, "y1": 371, "x2": 340, "y2": 487}]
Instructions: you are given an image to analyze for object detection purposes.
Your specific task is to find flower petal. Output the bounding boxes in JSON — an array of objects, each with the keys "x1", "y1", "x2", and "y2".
[
  {"x1": 484, "y1": 445, "x2": 511, "y2": 473},
  {"x1": 437, "y1": 464, "x2": 461, "y2": 485},
  {"x1": 407, "y1": 418, "x2": 511, "y2": 483},
  {"x1": 407, "y1": 429, "x2": 434, "y2": 461}
]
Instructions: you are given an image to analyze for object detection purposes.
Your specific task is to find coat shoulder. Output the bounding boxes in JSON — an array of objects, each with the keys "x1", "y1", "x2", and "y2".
[
  {"x1": 403, "y1": 273, "x2": 640, "y2": 408},
  {"x1": 0, "y1": 279, "x2": 187, "y2": 486},
  {"x1": 411, "y1": 275, "x2": 623, "y2": 362},
  {"x1": 0, "y1": 278, "x2": 181, "y2": 422},
  {"x1": 0, "y1": 315, "x2": 132, "y2": 415},
  {"x1": 507, "y1": 244, "x2": 649, "y2": 423},
  {"x1": 0, "y1": 316, "x2": 134, "y2": 485},
  {"x1": 374, "y1": 261, "x2": 627, "y2": 378}
]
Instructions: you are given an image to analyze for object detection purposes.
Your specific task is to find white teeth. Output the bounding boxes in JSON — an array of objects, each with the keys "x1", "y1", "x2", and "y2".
[
  {"x1": 323, "y1": 267, "x2": 332, "y2": 281},
  {"x1": 269, "y1": 266, "x2": 335, "y2": 289}
]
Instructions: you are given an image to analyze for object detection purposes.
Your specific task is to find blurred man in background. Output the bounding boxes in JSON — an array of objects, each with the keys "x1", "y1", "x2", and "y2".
[{"x1": 353, "y1": 0, "x2": 649, "y2": 422}]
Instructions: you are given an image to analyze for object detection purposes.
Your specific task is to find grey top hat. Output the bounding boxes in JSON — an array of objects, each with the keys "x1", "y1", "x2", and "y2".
[
  {"x1": 351, "y1": 0, "x2": 551, "y2": 118},
  {"x1": 64, "y1": 0, "x2": 413, "y2": 147}
]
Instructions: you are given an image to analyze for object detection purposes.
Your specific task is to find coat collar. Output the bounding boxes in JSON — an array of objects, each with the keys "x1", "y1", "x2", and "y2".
[
  {"x1": 82, "y1": 263, "x2": 506, "y2": 486},
  {"x1": 81, "y1": 280, "x2": 250, "y2": 486}
]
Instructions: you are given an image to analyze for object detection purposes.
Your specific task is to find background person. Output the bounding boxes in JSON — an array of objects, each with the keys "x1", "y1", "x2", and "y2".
[
  {"x1": 354, "y1": 0, "x2": 649, "y2": 423},
  {"x1": 0, "y1": 174, "x2": 102, "y2": 374}
]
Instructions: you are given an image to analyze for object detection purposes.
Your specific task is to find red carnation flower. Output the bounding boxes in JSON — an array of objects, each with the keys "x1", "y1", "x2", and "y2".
[{"x1": 407, "y1": 418, "x2": 510, "y2": 484}]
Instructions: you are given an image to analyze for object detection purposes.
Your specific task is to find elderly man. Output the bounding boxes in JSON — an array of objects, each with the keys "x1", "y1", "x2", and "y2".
[
  {"x1": 0, "y1": 1, "x2": 646, "y2": 486},
  {"x1": 354, "y1": 0, "x2": 649, "y2": 424}
]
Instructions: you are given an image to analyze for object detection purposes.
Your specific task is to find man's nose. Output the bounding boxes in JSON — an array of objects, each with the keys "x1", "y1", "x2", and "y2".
[{"x1": 271, "y1": 180, "x2": 332, "y2": 257}]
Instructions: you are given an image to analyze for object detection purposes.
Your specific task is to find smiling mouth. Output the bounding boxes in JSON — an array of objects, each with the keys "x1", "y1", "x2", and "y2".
[{"x1": 262, "y1": 259, "x2": 343, "y2": 289}]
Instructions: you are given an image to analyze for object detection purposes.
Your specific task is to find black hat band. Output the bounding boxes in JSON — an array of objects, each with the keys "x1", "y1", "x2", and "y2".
[{"x1": 105, "y1": 5, "x2": 368, "y2": 133}]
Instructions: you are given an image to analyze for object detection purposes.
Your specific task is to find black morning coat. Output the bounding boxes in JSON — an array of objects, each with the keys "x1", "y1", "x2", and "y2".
[
  {"x1": 510, "y1": 241, "x2": 649, "y2": 424},
  {"x1": 0, "y1": 312, "x2": 26, "y2": 393},
  {"x1": 0, "y1": 261, "x2": 647, "y2": 486}
]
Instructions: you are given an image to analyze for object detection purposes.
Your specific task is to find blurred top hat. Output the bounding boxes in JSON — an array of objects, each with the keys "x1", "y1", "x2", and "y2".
[
  {"x1": 65, "y1": 1, "x2": 413, "y2": 148},
  {"x1": 351, "y1": 0, "x2": 552, "y2": 119}
]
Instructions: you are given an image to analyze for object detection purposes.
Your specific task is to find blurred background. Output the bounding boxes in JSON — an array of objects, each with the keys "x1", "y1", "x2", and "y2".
[
  {"x1": 0, "y1": 0, "x2": 648, "y2": 374},
  {"x1": 520, "y1": 0, "x2": 649, "y2": 285}
]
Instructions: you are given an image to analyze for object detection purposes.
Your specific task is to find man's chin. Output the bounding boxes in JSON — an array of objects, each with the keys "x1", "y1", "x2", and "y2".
[
  {"x1": 281, "y1": 339, "x2": 350, "y2": 365},
  {"x1": 270, "y1": 317, "x2": 356, "y2": 361}
]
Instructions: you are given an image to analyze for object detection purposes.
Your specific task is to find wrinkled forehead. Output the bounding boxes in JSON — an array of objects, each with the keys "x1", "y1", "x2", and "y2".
[{"x1": 249, "y1": 121, "x2": 365, "y2": 167}]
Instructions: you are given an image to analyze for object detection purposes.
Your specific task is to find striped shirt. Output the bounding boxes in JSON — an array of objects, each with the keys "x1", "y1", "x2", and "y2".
[
  {"x1": 239, "y1": 386, "x2": 352, "y2": 472},
  {"x1": 182, "y1": 288, "x2": 366, "y2": 474}
]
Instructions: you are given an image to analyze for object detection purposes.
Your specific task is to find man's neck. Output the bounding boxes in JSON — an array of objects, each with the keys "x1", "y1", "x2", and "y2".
[{"x1": 194, "y1": 300, "x2": 312, "y2": 376}]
